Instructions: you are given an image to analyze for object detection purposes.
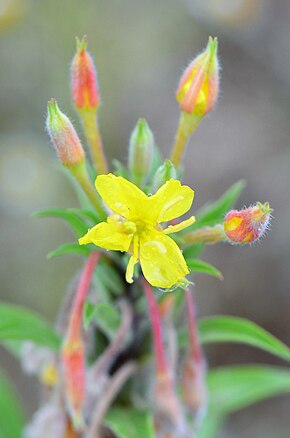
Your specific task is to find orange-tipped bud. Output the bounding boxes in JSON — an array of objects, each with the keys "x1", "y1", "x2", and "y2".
[
  {"x1": 176, "y1": 36, "x2": 219, "y2": 117},
  {"x1": 224, "y1": 202, "x2": 272, "y2": 244},
  {"x1": 61, "y1": 253, "x2": 100, "y2": 431},
  {"x1": 46, "y1": 99, "x2": 85, "y2": 167},
  {"x1": 71, "y1": 36, "x2": 100, "y2": 111},
  {"x1": 62, "y1": 339, "x2": 85, "y2": 431}
]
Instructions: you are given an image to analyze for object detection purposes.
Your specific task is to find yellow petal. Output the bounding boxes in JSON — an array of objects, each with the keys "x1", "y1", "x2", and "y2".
[
  {"x1": 79, "y1": 221, "x2": 132, "y2": 252},
  {"x1": 95, "y1": 174, "x2": 148, "y2": 220},
  {"x1": 125, "y1": 235, "x2": 139, "y2": 284},
  {"x1": 163, "y1": 216, "x2": 196, "y2": 234},
  {"x1": 139, "y1": 228, "x2": 189, "y2": 288},
  {"x1": 149, "y1": 179, "x2": 194, "y2": 223}
]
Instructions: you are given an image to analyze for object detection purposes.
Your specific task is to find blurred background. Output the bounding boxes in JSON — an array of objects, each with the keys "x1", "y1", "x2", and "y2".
[{"x1": 1, "y1": 0, "x2": 290, "y2": 436}]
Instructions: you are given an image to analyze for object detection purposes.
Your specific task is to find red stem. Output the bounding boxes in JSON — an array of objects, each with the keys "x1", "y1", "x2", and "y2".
[
  {"x1": 67, "y1": 252, "x2": 101, "y2": 341},
  {"x1": 143, "y1": 280, "x2": 168, "y2": 376},
  {"x1": 185, "y1": 287, "x2": 202, "y2": 362}
]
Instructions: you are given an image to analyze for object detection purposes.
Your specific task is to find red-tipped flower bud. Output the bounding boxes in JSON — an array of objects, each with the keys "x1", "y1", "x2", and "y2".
[
  {"x1": 176, "y1": 36, "x2": 219, "y2": 117},
  {"x1": 224, "y1": 202, "x2": 272, "y2": 244},
  {"x1": 46, "y1": 99, "x2": 85, "y2": 167},
  {"x1": 71, "y1": 36, "x2": 100, "y2": 111}
]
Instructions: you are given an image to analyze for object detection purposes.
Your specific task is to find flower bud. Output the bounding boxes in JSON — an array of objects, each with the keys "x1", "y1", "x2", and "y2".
[
  {"x1": 176, "y1": 36, "x2": 219, "y2": 117},
  {"x1": 61, "y1": 253, "x2": 100, "y2": 431},
  {"x1": 152, "y1": 160, "x2": 177, "y2": 191},
  {"x1": 224, "y1": 202, "x2": 272, "y2": 244},
  {"x1": 46, "y1": 99, "x2": 85, "y2": 167},
  {"x1": 128, "y1": 118, "x2": 154, "y2": 186},
  {"x1": 71, "y1": 36, "x2": 100, "y2": 111}
]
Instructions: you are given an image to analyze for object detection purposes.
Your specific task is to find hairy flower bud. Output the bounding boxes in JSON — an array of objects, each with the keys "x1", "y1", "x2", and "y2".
[
  {"x1": 176, "y1": 36, "x2": 219, "y2": 117},
  {"x1": 224, "y1": 202, "x2": 272, "y2": 244},
  {"x1": 128, "y1": 118, "x2": 154, "y2": 186},
  {"x1": 71, "y1": 36, "x2": 100, "y2": 111},
  {"x1": 46, "y1": 99, "x2": 85, "y2": 167},
  {"x1": 152, "y1": 160, "x2": 177, "y2": 191}
]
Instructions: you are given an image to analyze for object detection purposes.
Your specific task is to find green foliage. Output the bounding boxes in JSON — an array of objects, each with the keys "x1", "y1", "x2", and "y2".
[
  {"x1": 84, "y1": 301, "x2": 121, "y2": 339},
  {"x1": 187, "y1": 259, "x2": 223, "y2": 279},
  {"x1": 33, "y1": 207, "x2": 90, "y2": 237},
  {"x1": 198, "y1": 365, "x2": 290, "y2": 438},
  {"x1": 47, "y1": 242, "x2": 91, "y2": 259},
  {"x1": 94, "y1": 260, "x2": 125, "y2": 297},
  {"x1": 0, "y1": 369, "x2": 25, "y2": 438},
  {"x1": 188, "y1": 180, "x2": 246, "y2": 232},
  {"x1": 113, "y1": 159, "x2": 130, "y2": 179},
  {"x1": 104, "y1": 407, "x2": 155, "y2": 438},
  {"x1": 208, "y1": 365, "x2": 290, "y2": 415},
  {"x1": 0, "y1": 303, "x2": 60, "y2": 350},
  {"x1": 200, "y1": 316, "x2": 290, "y2": 362},
  {"x1": 180, "y1": 315, "x2": 290, "y2": 362}
]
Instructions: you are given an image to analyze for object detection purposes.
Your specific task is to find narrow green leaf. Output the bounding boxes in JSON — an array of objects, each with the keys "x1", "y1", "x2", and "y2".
[
  {"x1": 208, "y1": 365, "x2": 290, "y2": 415},
  {"x1": 199, "y1": 316, "x2": 290, "y2": 362},
  {"x1": 96, "y1": 261, "x2": 125, "y2": 296},
  {"x1": 196, "y1": 414, "x2": 222, "y2": 438},
  {"x1": 183, "y1": 243, "x2": 204, "y2": 259},
  {"x1": 187, "y1": 259, "x2": 223, "y2": 280},
  {"x1": 0, "y1": 369, "x2": 25, "y2": 438},
  {"x1": 0, "y1": 303, "x2": 61, "y2": 350},
  {"x1": 105, "y1": 407, "x2": 155, "y2": 438},
  {"x1": 33, "y1": 208, "x2": 89, "y2": 237},
  {"x1": 188, "y1": 180, "x2": 246, "y2": 231},
  {"x1": 113, "y1": 159, "x2": 130, "y2": 179},
  {"x1": 47, "y1": 242, "x2": 90, "y2": 259},
  {"x1": 68, "y1": 208, "x2": 99, "y2": 223},
  {"x1": 83, "y1": 301, "x2": 95, "y2": 331},
  {"x1": 92, "y1": 302, "x2": 121, "y2": 339}
]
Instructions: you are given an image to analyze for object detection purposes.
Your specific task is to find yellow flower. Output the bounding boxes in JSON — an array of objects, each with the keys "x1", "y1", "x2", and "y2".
[{"x1": 79, "y1": 174, "x2": 195, "y2": 288}]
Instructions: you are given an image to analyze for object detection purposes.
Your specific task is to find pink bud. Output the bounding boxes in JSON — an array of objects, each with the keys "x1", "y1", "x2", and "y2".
[
  {"x1": 71, "y1": 36, "x2": 100, "y2": 111},
  {"x1": 46, "y1": 99, "x2": 85, "y2": 167},
  {"x1": 176, "y1": 36, "x2": 219, "y2": 117},
  {"x1": 224, "y1": 202, "x2": 272, "y2": 244}
]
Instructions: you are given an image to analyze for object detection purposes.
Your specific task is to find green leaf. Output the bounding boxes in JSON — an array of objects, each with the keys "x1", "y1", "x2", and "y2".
[
  {"x1": 95, "y1": 261, "x2": 125, "y2": 296},
  {"x1": 189, "y1": 180, "x2": 246, "y2": 231},
  {"x1": 0, "y1": 369, "x2": 25, "y2": 438},
  {"x1": 113, "y1": 159, "x2": 130, "y2": 179},
  {"x1": 199, "y1": 316, "x2": 290, "y2": 362},
  {"x1": 208, "y1": 365, "x2": 290, "y2": 415},
  {"x1": 0, "y1": 303, "x2": 61, "y2": 350},
  {"x1": 105, "y1": 407, "x2": 155, "y2": 438},
  {"x1": 196, "y1": 414, "x2": 222, "y2": 438},
  {"x1": 67, "y1": 208, "x2": 99, "y2": 223},
  {"x1": 183, "y1": 243, "x2": 204, "y2": 259},
  {"x1": 90, "y1": 302, "x2": 121, "y2": 339},
  {"x1": 83, "y1": 301, "x2": 96, "y2": 331},
  {"x1": 47, "y1": 242, "x2": 91, "y2": 259},
  {"x1": 197, "y1": 365, "x2": 290, "y2": 438},
  {"x1": 187, "y1": 259, "x2": 223, "y2": 280},
  {"x1": 33, "y1": 208, "x2": 89, "y2": 237}
]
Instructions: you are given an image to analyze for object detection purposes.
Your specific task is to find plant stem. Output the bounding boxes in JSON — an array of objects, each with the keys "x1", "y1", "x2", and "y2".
[
  {"x1": 67, "y1": 252, "x2": 101, "y2": 341},
  {"x1": 70, "y1": 161, "x2": 106, "y2": 218},
  {"x1": 143, "y1": 280, "x2": 168, "y2": 377},
  {"x1": 185, "y1": 287, "x2": 202, "y2": 362},
  {"x1": 79, "y1": 109, "x2": 108, "y2": 174},
  {"x1": 170, "y1": 112, "x2": 201, "y2": 168}
]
